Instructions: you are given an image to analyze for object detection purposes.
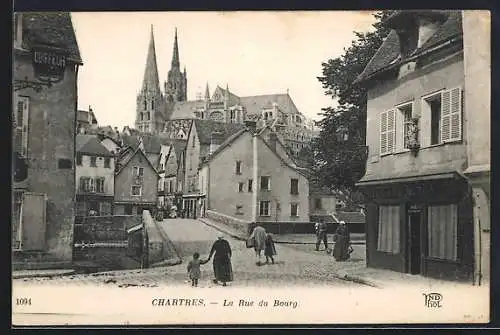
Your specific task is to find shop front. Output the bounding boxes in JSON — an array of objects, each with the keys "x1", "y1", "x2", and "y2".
[{"x1": 358, "y1": 171, "x2": 474, "y2": 282}]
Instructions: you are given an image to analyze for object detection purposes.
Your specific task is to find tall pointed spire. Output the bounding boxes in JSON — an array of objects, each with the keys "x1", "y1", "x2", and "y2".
[
  {"x1": 142, "y1": 25, "x2": 160, "y2": 92},
  {"x1": 171, "y1": 27, "x2": 180, "y2": 68},
  {"x1": 205, "y1": 83, "x2": 210, "y2": 101}
]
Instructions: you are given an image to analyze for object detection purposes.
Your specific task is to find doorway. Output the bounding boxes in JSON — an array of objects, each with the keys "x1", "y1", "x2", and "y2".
[{"x1": 407, "y1": 207, "x2": 422, "y2": 275}]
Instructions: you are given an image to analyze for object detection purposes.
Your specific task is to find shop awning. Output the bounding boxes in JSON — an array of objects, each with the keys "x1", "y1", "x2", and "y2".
[{"x1": 356, "y1": 168, "x2": 465, "y2": 187}]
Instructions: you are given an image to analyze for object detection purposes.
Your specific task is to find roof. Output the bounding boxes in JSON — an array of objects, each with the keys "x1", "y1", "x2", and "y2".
[
  {"x1": 333, "y1": 211, "x2": 366, "y2": 224},
  {"x1": 115, "y1": 146, "x2": 159, "y2": 176},
  {"x1": 192, "y1": 119, "x2": 245, "y2": 145},
  {"x1": 77, "y1": 110, "x2": 98, "y2": 124},
  {"x1": 76, "y1": 134, "x2": 113, "y2": 157},
  {"x1": 22, "y1": 12, "x2": 82, "y2": 64},
  {"x1": 357, "y1": 11, "x2": 463, "y2": 83},
  {"x1": 120, "y1": 134, "x2": 172, "y2": 154},
  {"x1": 171, "y1": 139, "x2": 187, "y2": 161},
  {"x1": 212, "y1": 86, "x2": 241, "y2": 106},
  {"x1": 170, "y1": 101, "x2": 204, "y2": 119},
  {"x1": 239, "y1": 93, "x2": 300, "y2": 116}
]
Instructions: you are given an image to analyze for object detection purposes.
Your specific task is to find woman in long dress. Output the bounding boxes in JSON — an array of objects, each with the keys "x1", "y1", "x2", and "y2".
[
  {"x1": 333, "y1": 221, "x2": 351, "y2": 261},
  {"x1": 249, "y1": 225, "x2": 267, "y2": 265},
  {"x1": 207, "y1": 236, "x2": 233, "y2": 286}
]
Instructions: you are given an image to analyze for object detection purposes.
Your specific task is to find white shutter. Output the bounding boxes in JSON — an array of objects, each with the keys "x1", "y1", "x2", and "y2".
[
  {"x1": 14, "y1": 96, "x2": 30, "y2": 157},
  {"x1": 440, "y1": 90, "x2": 452, "y2": 142},
  {"x1": 380, "y1": 111, "x2": 388, "y2": 155},
  {"x1": 387, "y1": 109, "x2": 396, "y2": 153},
  {"x1": 449, "y1": 87, "x2": 462, "y2": 141}
]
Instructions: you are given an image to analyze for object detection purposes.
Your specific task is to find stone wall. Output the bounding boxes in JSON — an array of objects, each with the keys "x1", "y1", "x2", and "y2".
[
  {"x1": 207, "y1": 210, "x2": 251, "y2": 237},
  {"x1": 142, "y1": 210, "x2": 164, "y2": 265},
  {"x1": 73, "y1": 215, "x2": 141, "y2": 242}
]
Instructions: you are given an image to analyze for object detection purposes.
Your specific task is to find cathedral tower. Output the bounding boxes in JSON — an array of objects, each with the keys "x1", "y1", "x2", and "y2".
[
  {"x1": 136, "y1": 25, "x2": 164, "y2": 133},
  {"x1": 164, "y1": 28, "x2": 188, "y2": 103}
]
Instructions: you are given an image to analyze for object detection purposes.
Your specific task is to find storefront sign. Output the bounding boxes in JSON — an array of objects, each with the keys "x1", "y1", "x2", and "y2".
[{"x1": 32, "y1": 48, "x2": 67, "y2": 83}]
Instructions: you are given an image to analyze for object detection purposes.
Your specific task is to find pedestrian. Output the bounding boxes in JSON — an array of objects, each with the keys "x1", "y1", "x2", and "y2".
[
  {"x1": 315, "y1": 219, "x2": 328, "y2": 252},
  {"x1": 207, "y1": 236, "x2": 233, "y2": 286},
  {"x1": 187, "y1": 252, "x2": 209, "y2": 287},
  {"x1": 264, "y1": 233, "x2": 277, "y2": 264},
  {"x1": 333, "y1": 220, "x2": 352, "y2": 261},
  {"x1": 249, "y1": 225, "x2": 267, "y2": 265}
]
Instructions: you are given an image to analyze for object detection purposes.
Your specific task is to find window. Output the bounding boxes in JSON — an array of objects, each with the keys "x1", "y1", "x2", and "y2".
[
  {"x1": 146, "y1": 112, "x2": 150, "y2": 121},
  {"x1": 125, "y1": 204, "x2": 133, "y2": 215},
  {"x1": 131, "y1": 185, "x2": 142, "y2": 196},
  {"x1": 100, "y1": 202, "x2": 112, "y2": 216},
  {"x1": 235, "y1": 161, "x2": 242, "y2": 175},
  {"x1": 380, "y1": 109, "x2": 396, "y2": 155},
  {"x1": 260, "y1": 176, "x2": 270, "y2": 191},
  {"x1": 158, "y1": 179, "x2": 164, "y2": 191},
  {"x1": 290, "y1": 203, "x2": 299, "y2": 217},
  {"x1": 104, "y1": 157, "x2": 110, "y2": 168},
  {"x1": 90, "y1": 156, "x2": 97, "y2": 167},
  {"x1": 238, "y1": 182, "x2": 244, "y2": 192},
  {"x1": 290, "y1": 178, "x2": 299, "y2": 195},
  {"x1": 169, "y1": 180, "x2": 174, "y2": 193},
  {"x1": 315, "y1": 198, "x2": 322, "y2": 210},
  {"x1": 14, "y1": 96, "x2": 29, "y2": 157},
  {"x1": 133, "y1": 166, "x2": 144, "y2": 177},
  {"x1": 76, "y1": 153, "x2": 82, "y2": 165},
  {"x1": 58, "y1": 159, "x2": 72, "y2": 169},
  {"x1": 230, "y1": 110, "x2": 236, "y2": 122},
  {"x1": 88, "y1": 178, "x2": 95, "y2": 192},
  {"x1": 377, "y1": 205, "x2": 400, "y2": 253},
  {"x1": 396, "y1": 103, "x2": 413, "y2": 150},
  {"x1": 424, "y1": 87, "x2": 462, "y2": 146},
  {"x1": 248, "y1": 179, "x2": 253, "y2": 192},
  {"x1": 151, "y1": 100, "x2": 155, "y2": 110},
  {"x1": 144, "y1": 99, "x2": 147, "y2": 110},
  {"x1": 428, "y1": 204, "x2": 458, "y2": 261},
  {"x1": 259, "y1": 201, "x2": 270, "y2": 216},
  {"x1": 95, "y1": 178, "x2": 105, "y2": 193}
]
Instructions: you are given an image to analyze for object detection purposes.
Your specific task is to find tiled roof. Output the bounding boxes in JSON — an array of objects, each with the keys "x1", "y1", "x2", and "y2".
[
  {"x1": 334, "y1": 211, "x2": 366, "y2": 224},
  {"x1": 357, "y1": 10, "x2": 463, "y2": 83},
  {"x1": 212, "y1": 86, "x2": 241, "y2": 106},
  {"x1": 193, "y1": 119, "x2": 245, "y2": 145},
  {"x1": 239, "y1": 93, "x2": 300, "y2": 116},
  {"x1": 115, "y1": 146, "x2": 159, "y2": 176},
  {"x1": 120, "y1": 133, "x2": 172, "y2": 154},
  {"x1": 22, "y1": 12, "x2": 82, "y2": 63},
  {"x1": 76, "y1": 134, "x2": 113, "y2": 157}
]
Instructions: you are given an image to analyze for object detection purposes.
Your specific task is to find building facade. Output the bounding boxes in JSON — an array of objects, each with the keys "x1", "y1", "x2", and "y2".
[
  {"x1": 75, "y1": 135, "x2": 115, "y2": 219},
  {"x1": 12, "y1": 12, "x2": 82, "y2": 264},
  {"x1": 356, "y1": 10, "x2": 485, "y2": 282},
  {"x1": 200, "y1": 127, "x2": 310, "y2": 223},
  {"x1": 114, "y1": 146, "x2": 159, "y2": 215}
]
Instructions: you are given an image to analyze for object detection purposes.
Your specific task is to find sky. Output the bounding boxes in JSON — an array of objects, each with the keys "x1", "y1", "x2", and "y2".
[{"x1": 72, "y1": 11, "x2": 377, "y2": 129}]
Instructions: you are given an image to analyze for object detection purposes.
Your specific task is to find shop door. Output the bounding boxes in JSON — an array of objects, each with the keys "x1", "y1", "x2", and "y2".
[{"x1": 407, "y1": 207, "x2": 422, "y2": 275}]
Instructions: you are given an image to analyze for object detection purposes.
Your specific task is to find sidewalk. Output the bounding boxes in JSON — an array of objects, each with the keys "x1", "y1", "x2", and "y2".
[
  {"x1": 198, "y1": 217, "x2": 474, "y2": 289},
  {"x1": 12, "y1": 269, "x2": 75, "y2": 279}
]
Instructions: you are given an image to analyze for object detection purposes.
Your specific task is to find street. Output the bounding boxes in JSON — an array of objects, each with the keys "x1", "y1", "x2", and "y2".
[{"x1": 15, "y1": 219, "x2": 363, "y2": 288}]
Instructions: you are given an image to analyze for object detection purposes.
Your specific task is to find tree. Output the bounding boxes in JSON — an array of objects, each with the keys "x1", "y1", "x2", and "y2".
[{"x1": 313, "y1": 11, "x2": 393, "y2": 193}]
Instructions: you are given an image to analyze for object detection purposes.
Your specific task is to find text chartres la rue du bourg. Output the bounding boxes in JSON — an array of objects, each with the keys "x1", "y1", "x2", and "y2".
[{"x1": 151, "y1": 298, "x2": 299, "y2": 309}]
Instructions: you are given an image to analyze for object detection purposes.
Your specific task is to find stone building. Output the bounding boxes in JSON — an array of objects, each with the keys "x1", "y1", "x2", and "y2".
[
  {"x1": 75, "y1": 135, "x2": 115, "y2": 219},
  {"x1": 356, "y1": 10, "x2": 489, "y2": 283},
  {"x1": 12, "y1": 12, "x2": 82, "y2": 267}
]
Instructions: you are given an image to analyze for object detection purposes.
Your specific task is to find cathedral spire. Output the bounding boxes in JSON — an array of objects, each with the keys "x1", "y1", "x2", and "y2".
[
  {"x1": 205, "y1": 83, "x2": 210, "y2": 101},
  {"x1": 171, "y1": 27, "x2": 180, "y2": 68},
  {"x1": 141, "y1": 25, "x2": 160, "y2": 92}
]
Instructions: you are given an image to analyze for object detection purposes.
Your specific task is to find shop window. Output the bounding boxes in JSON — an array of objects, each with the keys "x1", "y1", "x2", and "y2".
[
  {"x1": 377, "y1": 205, "x2": 400, "y2": 253},
  {"x1": 428, "y1": 204, "x2": 458, "y2": 261}
]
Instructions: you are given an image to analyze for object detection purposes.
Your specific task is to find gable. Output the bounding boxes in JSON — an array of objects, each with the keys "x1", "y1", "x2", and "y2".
[{"x1": 116, "y1": 147, "x2": 158, "y2": 177}]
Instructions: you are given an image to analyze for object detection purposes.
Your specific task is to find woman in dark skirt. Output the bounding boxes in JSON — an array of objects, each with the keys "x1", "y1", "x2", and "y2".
[
  {"x1": 207, "y1": 236, "x2": 233, "y2": 286},
  {"x1": 264, "y1": 233, "x2": 277, "y2": 264},
  {"x1": 333, "y1": 221, "x2": 351, "y2": 261}
]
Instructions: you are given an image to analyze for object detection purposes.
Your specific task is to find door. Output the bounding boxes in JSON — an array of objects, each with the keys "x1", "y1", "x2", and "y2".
[
  {"x1": 21, "y1": 192, "x2": 47, "y2": 251},
  {"x1": 407, "y1": 207, "x2": 422, "y2": 275}
]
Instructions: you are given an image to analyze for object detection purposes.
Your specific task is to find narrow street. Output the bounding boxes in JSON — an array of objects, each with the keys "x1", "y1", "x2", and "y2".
[{"x1": 14, "y1": 219, "x2": 363, "y2": 288}]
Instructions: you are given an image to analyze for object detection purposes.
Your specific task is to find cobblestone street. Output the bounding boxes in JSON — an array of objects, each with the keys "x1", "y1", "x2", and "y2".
[{"x1": 14, "y1": 219, "x2": 364, "y2": 289}]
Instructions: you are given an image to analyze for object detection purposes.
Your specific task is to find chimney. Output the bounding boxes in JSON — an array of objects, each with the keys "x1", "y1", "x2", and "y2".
[
  {"x1": 209, "y1": 131, "x2": 225, "y2": 155},
  {"x1": 269, "y1": 132, "x2": 278, "y2": 151}
]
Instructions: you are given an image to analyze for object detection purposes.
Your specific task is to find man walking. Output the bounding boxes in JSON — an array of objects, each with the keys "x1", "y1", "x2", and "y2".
[{"x1": 315, "y1": 219, "x2": 328, "y2": 252}]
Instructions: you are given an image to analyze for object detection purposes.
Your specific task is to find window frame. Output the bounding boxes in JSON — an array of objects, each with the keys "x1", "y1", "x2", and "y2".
[
  {"x1": 290, "y1": 178, "x2": 299, "y2": 195},
  {"x1": 259, "y1": 200, "x2": 270, "y2": 217},
  {"x1": 379, "y1": 109, "x2": 396, "y2": 156},
  {"x1": 235, "y1": 160, "x2": 242, "y2": 175},
  {"x1": 238, "y1": 182, "x2": 244, "y2": 193},
  {"x1": 90, "y1": 156, "x2": 97, "y2": 167},
  {"x1": 260, "y1": 176, "x2": 271, "y2": 191},
  {"x1": 248, "y1": 179, "x2": 253, "y2": 192},
  {"x1": 290, "y1": 203, "x2": 299, "y2": 217},
  {"x1": 394, "y1": 101, "x2": 414, "y2": 151},
  {"x1": 131, "y1": 185, "x2": 142, "y2": 197},
  {"x1": 376, "y1": 204, "x2": 401, "y2": 254},
  {"x1": 14, "y1": 95, "x2": 30, "y2": 158},
  {"x1": 427, "y1": 203, "x2": 459, "y2": 262}
]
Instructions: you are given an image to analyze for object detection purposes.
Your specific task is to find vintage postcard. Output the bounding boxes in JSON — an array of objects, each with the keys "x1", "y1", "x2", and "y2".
[{"x1": 12, "y1": 10, "x2": 490, "y2": 326}]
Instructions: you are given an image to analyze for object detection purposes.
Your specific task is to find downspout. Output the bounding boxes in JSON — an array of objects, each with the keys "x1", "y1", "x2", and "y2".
[
  {"x1": 252, "y1": 133, "x2": 258, "y2": 223},
  {"x1": 72, "y1": 63, "x2": 80, "y2": 255}
]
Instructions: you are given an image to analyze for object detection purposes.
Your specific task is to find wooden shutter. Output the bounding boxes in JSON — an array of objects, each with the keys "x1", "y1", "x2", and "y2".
[
  {"x1": 14, "y1": 96, "x2": 30, "y2": 157},
  {"x1": 449, "y1": 87, "x2": 462, "y2": 141},
  {"x1": 380, "y1": 110, "x2": 396, "y2": 155},
  {"x1": 440, "y1": 89, "x2": 452, "y2": 142}
]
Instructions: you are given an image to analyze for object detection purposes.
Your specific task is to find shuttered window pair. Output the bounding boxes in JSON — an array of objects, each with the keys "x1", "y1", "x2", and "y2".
[
  {"x1": 80, "y1": 177, "x2": 105, "y2": 193},
  {"x1": 379, "y1": 87, "x2": 462, "y2": 155}
]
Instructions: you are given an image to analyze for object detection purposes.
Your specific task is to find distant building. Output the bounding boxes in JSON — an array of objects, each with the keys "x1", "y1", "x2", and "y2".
[
  {"x1": 76, "y1": 107, "x2": 98, "y2": 134},
  {"x1": 114, "y1": 144, "x2": 159, "y2": 215},
  {"x1": 157, "y1": 139, "x2": 187, "y2": 210},
  {"x1": 356, "y1": 10, "x2": 489, "y2": 283},
  {"x1": 199, "y1": 126, "x2": 310, "y2": 223},
  {"x1": 75, "y1": 135, "x2": 115, "y2": 219},
  {"x1": 12, "y1": 12, "x2": 82, "y2": 265}
]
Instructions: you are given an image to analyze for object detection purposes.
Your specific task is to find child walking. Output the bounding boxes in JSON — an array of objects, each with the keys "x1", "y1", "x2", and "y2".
[
  {"x1": 187, "y1": 252, "x2": 209, "y2": 287},
  {"x1": 264, "y1": 233, "x2": 277, "y2": 264}
]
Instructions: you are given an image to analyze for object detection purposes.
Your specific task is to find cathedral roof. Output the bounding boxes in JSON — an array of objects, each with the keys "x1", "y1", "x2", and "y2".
[
  {"x1": 239, "y1": 93, "x2": 300, "y2": 116},
  {"x1": 22, "y1": 12, "x2": 82, "y2": 64},
  {"x1": 169, "y1": 101, "x2": 205, "y2": 119}
]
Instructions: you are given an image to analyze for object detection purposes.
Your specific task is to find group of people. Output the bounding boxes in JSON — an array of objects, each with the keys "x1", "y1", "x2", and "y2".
[
  {"x1": 186, "y1": 221, "x2": 351, "y2": 287},
  {"x1": 315, "y1": 220, "x2": 353, "y2": 261}
]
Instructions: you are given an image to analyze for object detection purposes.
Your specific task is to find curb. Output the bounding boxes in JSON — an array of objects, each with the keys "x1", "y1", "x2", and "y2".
[{"x1": 12, "y1": 270, "x2": 76, "y2": 280}]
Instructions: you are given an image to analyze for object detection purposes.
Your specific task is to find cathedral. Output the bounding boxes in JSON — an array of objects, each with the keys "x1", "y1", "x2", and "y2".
[{"x1": 135, "y1": 26, "x2": 316, "y2": 154}]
